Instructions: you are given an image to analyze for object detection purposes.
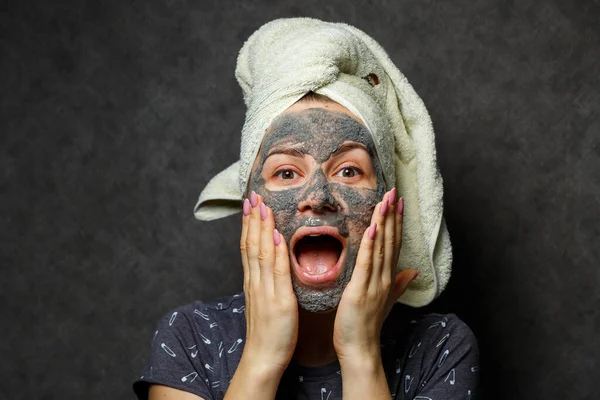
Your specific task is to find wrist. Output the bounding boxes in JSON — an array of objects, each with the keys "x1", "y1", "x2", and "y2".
[{"x1": 238, "y1": 348, "x2": 289, "y2": 379}]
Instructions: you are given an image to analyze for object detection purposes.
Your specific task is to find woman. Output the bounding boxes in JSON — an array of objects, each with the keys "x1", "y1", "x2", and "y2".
[{"x1": 133, "y1": 18, "x2": 480, "y2": 400}]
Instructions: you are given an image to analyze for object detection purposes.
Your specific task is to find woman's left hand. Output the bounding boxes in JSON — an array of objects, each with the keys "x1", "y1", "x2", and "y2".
[{"x1": 333, "y1": 187, "x2": 420, "y2": 363}]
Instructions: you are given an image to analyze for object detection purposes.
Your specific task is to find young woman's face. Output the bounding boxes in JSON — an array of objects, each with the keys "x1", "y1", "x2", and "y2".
[{"x1": 247, "y1": 100, "x2": 386, "y2": 312}]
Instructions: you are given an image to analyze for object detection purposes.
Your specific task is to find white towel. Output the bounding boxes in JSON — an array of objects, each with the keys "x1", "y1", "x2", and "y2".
[{"x1": 194, "y1": 18, "x2": 451, "y2": 308}]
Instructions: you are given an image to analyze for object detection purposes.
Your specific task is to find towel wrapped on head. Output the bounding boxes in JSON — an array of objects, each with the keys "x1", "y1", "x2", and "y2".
[{"x1": 194, "y1": 17, "x2": 452, "y2": 308}]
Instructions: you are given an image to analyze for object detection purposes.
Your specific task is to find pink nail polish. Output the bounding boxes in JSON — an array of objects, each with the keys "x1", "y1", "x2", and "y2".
[
  {"x1": 397, "y1": 197, "x2": 404, "y2": 215},
  {"x1": 260, "y1": 202, "x2": 267, "y2": 221},
  {"x1": 368, "y1": 223, "x2": 377, "y2": 239},
  {"x1": 250, "y1": 191, "x2": 258, "y2": 207},
  {"x1": 273, "y1": 229, "x2": 281, "y2": 246},
  {"x1": 243, "y1": 198, "x2": 251, "y2": 216},
  {"x1": 380, "y1": 199, "x2": 388, "y2": 216},
  {"x1": 389, "y1": 187, "x2": 396, "y2": 206}
]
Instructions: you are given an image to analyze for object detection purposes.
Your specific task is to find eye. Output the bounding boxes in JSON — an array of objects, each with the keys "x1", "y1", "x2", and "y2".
[
  {"x1": 334, "y1": 166, "x2": 362, "y2": 179},
  {"x1": 274, "y1": 169, "x2": 299, "y2": 180}
]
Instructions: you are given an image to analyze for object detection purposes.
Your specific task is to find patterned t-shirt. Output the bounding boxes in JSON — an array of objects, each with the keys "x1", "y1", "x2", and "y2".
[{"x1": 133, "y1": 292, "x2": 480, "y2": 399}]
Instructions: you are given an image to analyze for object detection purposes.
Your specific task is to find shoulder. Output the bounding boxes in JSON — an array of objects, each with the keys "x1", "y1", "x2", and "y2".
[
  {"x1": 409, "y1": 312, "x2": 480, "y2": 382},
  {"x1": 155, "y1": 292, "x2": 246, "y2": 338}
]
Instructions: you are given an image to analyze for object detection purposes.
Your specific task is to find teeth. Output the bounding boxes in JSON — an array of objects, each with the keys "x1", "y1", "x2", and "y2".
[{"x1": 308, "y1": 234, "x2": 321, "y2": 237}]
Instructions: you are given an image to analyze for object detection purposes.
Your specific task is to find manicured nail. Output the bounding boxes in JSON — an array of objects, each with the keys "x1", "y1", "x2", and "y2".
[
  {"x1": 397, "y1": 197, "x2": 404, "y2": 215},
  {"x1": 413, "y1": 271, "x2": 420, "y2": 281},
  {"x1": 388, "y1": 187, "x2": 397, "y2": 206},
  {"x1": 260, "y1": 202, "x2": 267, "y2": 221},
  {"x1": 250, "y1": 191, "x2": 258, "y2": 207},
  {"x1": 368, "y1": 223, "x2": 377, "y2": 239},
  {"x1": 380, "y1": 199, "x2": 388, "y2": 216},
  {"x1": 243, "y1": 198, "x2": 251, "y2": 216},
  {"x1": 273, "y1": 229, "x2": 281, "y2": 246}
]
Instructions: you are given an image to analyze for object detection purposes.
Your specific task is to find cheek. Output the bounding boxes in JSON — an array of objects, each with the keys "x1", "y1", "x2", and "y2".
[
  {"x1": 334, "y1": 184, "x2": 380, "y2": 237},
  {"x1": 253, "y1": 185, "x2": 302, "y2": 241}
]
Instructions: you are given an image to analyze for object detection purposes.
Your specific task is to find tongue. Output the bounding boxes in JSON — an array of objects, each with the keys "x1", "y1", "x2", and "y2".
[{"x1": 295, "y1": 236, "x2": 342, "y2": 275}]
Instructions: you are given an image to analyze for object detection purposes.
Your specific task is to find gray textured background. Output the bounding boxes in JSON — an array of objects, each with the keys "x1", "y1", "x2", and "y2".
[{"x1": 1, "y1": 0, "x2": 599, "y2": 399}]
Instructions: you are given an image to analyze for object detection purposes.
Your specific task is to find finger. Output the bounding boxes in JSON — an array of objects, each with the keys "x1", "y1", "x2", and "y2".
[
  {"x1": 273, "y1": 227, "x2": 294, "y2": 298},
  {"x1": 392, "y1": 197, "x2": 404, "y2": 270},
  {"x1": 351, "y1": 217, "x2": 378, "y2": 292},
  {"x1": 382, "y1": 188, "x2": 397, "y2": 288},
  {"x1": 259, "y1": 201, "x2": 276, "y2": 295},
  {"x1": 388, "y1": 269, "x2": 419, "y2": 306},
  {"x1": 370, "y1": 192, "x2": 389, "y2": 291},
  {"x1": 246, "y1": 191, "x2": 262, "y2": 289},
  {"x1": 240, "y1": 197, "x2": 252, "y2": 291}
]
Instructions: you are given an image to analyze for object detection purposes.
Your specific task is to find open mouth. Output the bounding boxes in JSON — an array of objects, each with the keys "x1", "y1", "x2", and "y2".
[{"x1": 290, "y1": 227, "x2": 346, "y2": 286}]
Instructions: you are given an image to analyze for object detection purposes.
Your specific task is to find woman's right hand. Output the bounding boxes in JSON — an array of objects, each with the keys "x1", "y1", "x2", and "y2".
[{"x1": 239, "y1": 191, "x2": 299, "y2": 376}]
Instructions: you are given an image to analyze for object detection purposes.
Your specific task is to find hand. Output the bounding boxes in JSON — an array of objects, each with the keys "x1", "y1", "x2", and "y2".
[
  {"x1": 239, "y1": 191, "x2": 299, "y2": 375},
  {"x1": 333, "y1": 187, "x2": 419, "y2": 362}
]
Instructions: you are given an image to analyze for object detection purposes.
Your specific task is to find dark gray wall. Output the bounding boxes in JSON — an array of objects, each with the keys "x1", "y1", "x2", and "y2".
[{"x1": 2, "y1": 0, "x2": 598, "y2": 399}]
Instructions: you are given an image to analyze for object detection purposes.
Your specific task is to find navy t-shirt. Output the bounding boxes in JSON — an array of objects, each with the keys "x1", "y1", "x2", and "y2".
[{"x1": 133, "y1": 292, "x2": 480, "y2": 399}]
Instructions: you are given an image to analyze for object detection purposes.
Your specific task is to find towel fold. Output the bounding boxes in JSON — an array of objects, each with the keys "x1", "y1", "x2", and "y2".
[{"x1": 193, "y1": 18, "x2": 451, "y2": 307}]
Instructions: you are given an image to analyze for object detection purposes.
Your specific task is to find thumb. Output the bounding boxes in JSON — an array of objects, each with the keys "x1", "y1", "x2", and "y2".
[{"x1": 391, "y1": 269, "x2": 420, "y2": 301}]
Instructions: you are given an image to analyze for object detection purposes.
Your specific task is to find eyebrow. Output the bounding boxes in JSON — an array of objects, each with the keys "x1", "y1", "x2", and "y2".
[
  {"x1": 329, "y1": 142, "x2": 368, "y2": 159},
  {"x1": 265, "y1": 142, "x2": 368, "y2": 161},
  {"x1": 266, "y1": 147, "x2": 305, "y2": 159}
]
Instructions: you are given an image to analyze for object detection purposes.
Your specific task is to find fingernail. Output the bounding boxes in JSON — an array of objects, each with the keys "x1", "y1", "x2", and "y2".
[
  {"x1": 273, "y1": 229, "x2": 281, "y2": 246},
  {"x1": 250, "y1": 191, "x2": 258, "y2": 207},
  {"x1": 388, "y1": 187, "x2": 396, "y2": 206},
  {"x1": 413, "y1": 271, "x2": 420, "y2": 280},
  {"x1": 368, "y1": 223, "x2": 377, "y2": 239},
  {"x1": 243, "y1": 198, "x2": 251, "y2": 216},
  {"x1": 260, "y1": 202, "x2": 267, "y2": 221},
  {"x1": 380, "y1": 199, "x2": 388, "y2": 216},
  {"x1": 397, "y1": 197, "x2": 404, "y2": 215}
]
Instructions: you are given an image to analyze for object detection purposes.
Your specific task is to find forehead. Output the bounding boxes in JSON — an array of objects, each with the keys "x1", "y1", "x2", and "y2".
[{"x1": 258, "y1": 107, "x2": 377, "y2": 162}]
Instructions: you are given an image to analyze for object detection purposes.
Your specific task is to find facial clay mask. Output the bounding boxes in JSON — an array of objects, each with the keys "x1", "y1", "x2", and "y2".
[{"x1": 248, "y1": 107, "x2": 385, "y2": 312}]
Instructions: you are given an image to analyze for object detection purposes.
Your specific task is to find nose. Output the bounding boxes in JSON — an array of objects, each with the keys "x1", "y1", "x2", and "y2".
[{"x1": 297, "y1": 184, "x2": 338, "y2": 213}]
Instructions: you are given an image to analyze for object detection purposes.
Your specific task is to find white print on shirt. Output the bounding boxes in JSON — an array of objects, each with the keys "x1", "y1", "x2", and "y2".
[
  {"x1": 436, "y1": 333, "x2": 450, "y2": 348},
  {"x1": 298, "y1": 376, "x2": 304, "y2": 383},
  {"x1": 217, "y1": 303, "x2": 223, "y2": 310},
  {"x1": 404, "y1": 374, "x2": 414, "y2": 393},
  {"x1": 320, "y1": 387, "x2": 332, "y2": 400},
  {"x1": 169, "y1": 312, "x2": 178, "y2": 326},
  {"x1": 427, "y1": 317, "x2": 448, "y2": 330},
  {"x1": 181, "y1": 372, "x2": 198, "y2": 383},
  {"x1": 188, "y1": 344, "x2": 198, "y2": 358},
  {"x1": 408, "y1": 342, "x2": 421, "y2": 358},
  {"x1": 445, "y1": 368, "x2": 456, "y2": 385},
  {"x1": 161, "y1": 343, "x2": 176, "y2": 357},
  {"x1": 232, "y1": 306, "x2": 245, "y2": 313},
  {"x1": 205, "y1": 363, "x2": 215, "y2": 373},
  {"x1": 210, "y1": 322, "x2": 218, "y2": 329},
  {"x1": 471, "y1": 365, "x2": 479, "y2": 372},
  {"x1": 228, "y1": 338, "x2": 243, "y2": 353},
  {"x1": 438, "y1": 349, "x2": 450, "y2": 367},
  {"x1": 211, "y1": 380, "x2": 220, "y2": 388},
  {"x1": 194, "y1": 309, "x2": 210, "y2": 320},
  {"x1": 395, "y1": 358, "x2": 401, "y2": 374},
  {"x1": 200, "y1": 333, "x2": 211, "y2": 345},
  {"x1": 218, "y1": 341, "x2": 224, "y2": 358},
  {"x1": 414, "y1": 396, "x2": 432, "y2": 399}
]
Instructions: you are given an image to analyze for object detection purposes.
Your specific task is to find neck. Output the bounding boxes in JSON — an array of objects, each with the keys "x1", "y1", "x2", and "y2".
[{"x1": 293, "y1": 306, "x2": 338, "y2": 367}]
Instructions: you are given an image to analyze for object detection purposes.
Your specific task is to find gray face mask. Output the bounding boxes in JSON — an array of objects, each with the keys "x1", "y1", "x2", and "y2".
[{"x1": 247, "y1": 107, "x2": 386, "y2": 312}]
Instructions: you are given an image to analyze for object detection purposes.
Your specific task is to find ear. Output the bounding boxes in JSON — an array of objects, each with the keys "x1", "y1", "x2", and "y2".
[{"x1": 391, "y1": 269, "x2": 420, "y2": 301}]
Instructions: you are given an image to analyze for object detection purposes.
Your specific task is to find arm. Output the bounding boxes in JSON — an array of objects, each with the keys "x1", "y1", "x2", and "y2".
[
  {"x1": 149, "y1": 384, "x2": 206, "y2": 400},
  {"x1": 221, "y1": 193, "x2": 298, "y2": 400},
  {"x1": 223, "y1": 351, "x2": 284, "y2": 400},
  {"x1": 339, "y1": 351, "x2": 391, "y2": 400}
]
